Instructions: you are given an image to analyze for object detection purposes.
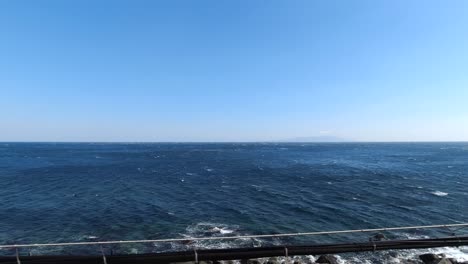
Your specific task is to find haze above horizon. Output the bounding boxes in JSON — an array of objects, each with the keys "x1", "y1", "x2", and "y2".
[{"x1": 1, "y1": 1, "x2": 468, "y2": 142}]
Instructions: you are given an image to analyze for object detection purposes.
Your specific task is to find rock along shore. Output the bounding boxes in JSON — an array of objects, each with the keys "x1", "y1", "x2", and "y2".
[{"x1": 176, "y1": 253, "x2": 468, "y2": 264}]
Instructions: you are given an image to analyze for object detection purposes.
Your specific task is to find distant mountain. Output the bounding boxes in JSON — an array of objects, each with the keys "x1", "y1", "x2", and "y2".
[{"x1": 279, "y1": 136, "x2": 351, "y2": 142}]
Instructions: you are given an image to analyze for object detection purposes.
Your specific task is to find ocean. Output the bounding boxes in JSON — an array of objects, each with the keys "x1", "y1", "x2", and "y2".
[{"x1": 1, "y1": 142, "x2": 467, "y2": 262}]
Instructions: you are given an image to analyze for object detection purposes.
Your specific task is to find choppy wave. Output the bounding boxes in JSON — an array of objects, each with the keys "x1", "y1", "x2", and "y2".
[
  {"x1": 174, "y1": 226, "x2": 468, "y2": 264},
  {"x1": 1, "y1": 142, "x2": 468, "y2": 263},
  {"x1": 157, "y1": 222, "x2": 269, "y2": 251},
  {"x1": 155, "y1": 223, "x2": 468, "y2": 264}
]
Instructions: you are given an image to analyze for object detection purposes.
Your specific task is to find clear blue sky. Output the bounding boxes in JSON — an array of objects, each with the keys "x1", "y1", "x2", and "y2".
[{"x1": 1, "y1": 0, "x2": 467, "y2": 142}]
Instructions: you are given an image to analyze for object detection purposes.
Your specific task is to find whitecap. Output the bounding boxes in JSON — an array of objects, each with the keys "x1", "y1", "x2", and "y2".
[
  {"x1": 185, "y1": 222, "x2": 240, "y2": 240},
  {"x1": 179, "y1": 222, "x2": 244, "y2": 250},
  {"x1": 403, "y1": 233, "x2": 430, "y2": 240},
  {"x1": 431, "y1": 191, "x2": 448, "y2": 196},
  {"x1": 211, "y1": 227, "x2": 221, "y2": 232},
  {"x1": 219, "y1": 228, "x2": 234, "y2": 234}
]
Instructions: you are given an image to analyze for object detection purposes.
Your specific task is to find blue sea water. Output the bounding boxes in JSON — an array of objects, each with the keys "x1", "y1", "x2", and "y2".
[{"x1": 0, "y1": 142, "x2": 467, "y2": 261}]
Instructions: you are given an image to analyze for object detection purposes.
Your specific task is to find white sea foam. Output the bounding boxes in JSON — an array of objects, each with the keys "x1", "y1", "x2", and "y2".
[
  {"x1": 324, "y1": 245, "x2": 468, "y2": 264},
  {"x1": 431, "y1": 191, "x2": 448, "y2": 196},
  {"x1": 159, "y1": 224, "x2": 468, "y2": 264},
  {"x1": 209, "y1": 226, "x2": 234, "y2": 234},
  {"x1": 180, "y1": 222, "x2": 254, "y2": 250},
  {"x1": 219, "y1": 228, "x2": 234, "y2": 234},
  {"x1": 371, "y1": 234, "x2": 468, "y2": 264},
  {"x1": 85, "y1": 235, "x2": 98, "y2": 239},
  {"x1": 388, "y1": 246, "x2": 468, "y2": 263}
]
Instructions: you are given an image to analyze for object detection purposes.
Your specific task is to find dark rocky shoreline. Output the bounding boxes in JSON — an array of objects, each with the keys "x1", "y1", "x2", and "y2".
[{"x1": 183, "y1": 253, "x2": 468, "y2": 264}]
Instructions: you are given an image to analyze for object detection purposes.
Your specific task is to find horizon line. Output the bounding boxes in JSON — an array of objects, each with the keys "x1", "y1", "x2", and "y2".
[{"x1": 1, "y1": 141, "x2": 467, "y2": 144}]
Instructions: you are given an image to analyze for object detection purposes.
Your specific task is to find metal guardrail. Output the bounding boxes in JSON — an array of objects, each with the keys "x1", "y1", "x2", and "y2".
[
  {"x1": 1, "y1": 223, "x2": 467, "y2": 249},
  {"x1": 2, "y1": 236, "x2": 468, "y2": 264}
]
